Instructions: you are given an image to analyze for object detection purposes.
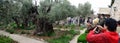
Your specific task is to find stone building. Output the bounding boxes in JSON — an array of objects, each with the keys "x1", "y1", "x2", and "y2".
[
  {"x1": 110, "y1": 0, "x2": 120, "y2": 21},
  {"x1": 98, "y1": 8, "x2": 111, "y2": 18}
]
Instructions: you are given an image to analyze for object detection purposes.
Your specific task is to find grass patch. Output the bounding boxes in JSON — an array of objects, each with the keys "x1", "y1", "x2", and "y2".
[
  {"x1": 47, "y1": 35, "x2": 72, "y2": 43},
  {"x1": 47, "y1": 29, "x2": 78, "y2": 43},
  {"x1": 0, "y1": 35, "x2": 17, "y2": 43}
]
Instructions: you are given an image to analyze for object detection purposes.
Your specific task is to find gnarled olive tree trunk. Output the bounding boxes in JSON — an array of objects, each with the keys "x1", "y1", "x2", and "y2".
[
  {"x1": 34, "y1": 17, "x2": 54, "y2": 35},
  {"x1": 29, "y1": 6, "x2": 54, "y2": 36}
]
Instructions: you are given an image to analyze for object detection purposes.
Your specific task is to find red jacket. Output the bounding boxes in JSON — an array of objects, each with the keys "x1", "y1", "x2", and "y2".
[{"x1": 87, "y1": 29, "x2": 119, "y2": 43}]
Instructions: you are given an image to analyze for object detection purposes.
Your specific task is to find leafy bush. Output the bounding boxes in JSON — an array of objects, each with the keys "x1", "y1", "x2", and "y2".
[
  {"x1": 63, "y1": 25, "x2": 69, "y2": 28},
  {"x1": 7, "y1": 22, "x2": 17, "y2": 29},
  {"x1": 69, "y1": 29, "x2": 77, "y2": 35},
  {"x1": 77, "y1": 33, "x2": 87, "y2": 43},
  {"x1": 18, "y1": 24, "x2": 35, "y2": 30},
  {"x1": 20, "y1": 30, "x2": 26, "y2": 34},
  {"x1": 85, "y1": 30, "x2": 89, "y2": 33},
  {"x1": 0, "y1": 35, "x2": 17, "y2": 43},
  {"x1": 79, "y1": 26, "x2": 85, "y2": 30},
  {"x1": 70, "y1": 24, "x2": 75, "y2": 29},
  {"x1": 57, "y1": 25, "x2": 63, "y2": 28},
  {"x1": 6, "y1": 29, "x2": 16, "y2": 34}
]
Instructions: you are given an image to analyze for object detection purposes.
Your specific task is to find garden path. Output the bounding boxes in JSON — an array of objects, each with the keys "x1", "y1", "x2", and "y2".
[
  {"x1": 69, "y1": 28, "x2": 86, "y2": 43},
  {"x1": 0, "y1": 30, "x2": 47, "y2": 43}
]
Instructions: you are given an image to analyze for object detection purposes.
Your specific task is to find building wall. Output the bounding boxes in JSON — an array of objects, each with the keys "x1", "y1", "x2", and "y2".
[
  {"x1": 111, "y1": 0, "x2": 120, "y2": 21},
  {"x1": 99, "y1": 8, "x2": 111, "y2": 14}
]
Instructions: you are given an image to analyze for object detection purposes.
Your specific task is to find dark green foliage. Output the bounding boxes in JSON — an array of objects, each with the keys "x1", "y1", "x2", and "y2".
[
  {"x1": 77, "y1": 2, "x2": 92, "y2": 17},
  {"x1": 0, "y1": 1, "x2": 92, "y2": 42},
  {"x1": 20, "y1": 30, "x2": 30, "y2": 34},
  {"x1": 70, "y1": 24, "x2": 76, "y2": 29},
  {"x1": 80, "y1": 26, "x2": 85, "y2": 30},
  {"x1": 5, "y1": 29, "x2": 16, "y2": 34},
  {"x1": 7, "y1": 22, "x2": 17, "y2": 29},
  {"x1": 69, "y1": 29, "x2": 77, "y2": 35},
  {"x1": 20, "y1": 30, "x2": 26, "y2": 34},
  {"x1": 0, "y1": 35, "x2": 17, "y2": 43},
  {"x1": 85, "y1": 30, "x2": 89, "y2": 33},
  {"x1": 57, "y1": 25, "x2": 63, "y2": 28}
]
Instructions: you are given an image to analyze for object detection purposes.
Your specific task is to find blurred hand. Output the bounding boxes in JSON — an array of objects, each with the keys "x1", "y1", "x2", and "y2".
[
  {"x1": 87, "y1": 23, "x2": 91, "y2": 27},
  {"x1": 97, "y1": 25, "x2": 103, "y2": 30},
  {"x1": 93, "y1": 27, "x2": 98, "y2": 31}
]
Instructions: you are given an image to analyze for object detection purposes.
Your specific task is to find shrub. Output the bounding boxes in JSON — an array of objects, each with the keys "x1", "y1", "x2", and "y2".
[
  {"x1": 69, "y1": 29, "x2": 77, "y2": 35},
  {"x1": 79, "y1": 26, "x2": 85, "y2": 30},
  {"x1": 19, "y1": 25, "x2": 24, "y2": 29},
  {"x1": 77, "y1": 33, "x2": 87, "y2": 43},
  {"x1": 70, "y1": 24, "x2": 75, "y2": 29},
  {"x1": 6, "y1": 29, "x2": 16, "y2": 34},
  {"x1": 7, "y1": 22, "x2": 17, "y2": 29},
  {"x1": 57, "y1": 25, "x2": 62, "y2": 28},
  {"x1": 0, "y1": 35, "x2": 18, "y2": 43},
  {"x1": 63, "y1": 25, "x2": 69, "y2": 28},
  {"x1": 85, "y1": 30, "x2": 89, "y2": 33},
  {"x1": 20, "y1": 30, "x2": 26, "y2": 34}
]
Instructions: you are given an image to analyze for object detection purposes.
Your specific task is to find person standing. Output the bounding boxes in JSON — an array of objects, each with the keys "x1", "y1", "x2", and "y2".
[
  {"x1": 98, "y1": 14, "x2": 106, "y2": 27},
  {"x1": 87, "y1": 18, "x2": 119, "y2": 43},
  {"x1": 87, "y1": 17, "x2": 93, "y2": 24}
]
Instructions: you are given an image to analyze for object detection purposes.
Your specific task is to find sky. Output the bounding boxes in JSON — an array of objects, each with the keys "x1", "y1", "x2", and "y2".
[
  {"x1": 34, "y1": 0, "x2": 111, "y2": 14},
  {"x1": 68, "y1": 0, "x2": 111, "y2": 14}
]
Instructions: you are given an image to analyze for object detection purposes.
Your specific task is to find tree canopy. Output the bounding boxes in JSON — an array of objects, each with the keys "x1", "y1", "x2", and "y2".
[
  {"x1": 0, "y1": 0, "x2": 93, "y2": 35},
  {"x1": 77, "y1": 2, "x2": 92, "y2": 17}
]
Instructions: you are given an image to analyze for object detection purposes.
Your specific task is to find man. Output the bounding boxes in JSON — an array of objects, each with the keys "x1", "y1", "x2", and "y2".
[
  {"x1": 87, "y1": 18, "x2": 99, "y2": 32},
  {"x1": 87, "y1": 18, "x2": 119, "y2": 43},
  {"x1": 98, "y1": 14, "x2": 106, "y2": 27},
  {"x1": 87, "y1": 17, "x2": 93, "y2": 24}
]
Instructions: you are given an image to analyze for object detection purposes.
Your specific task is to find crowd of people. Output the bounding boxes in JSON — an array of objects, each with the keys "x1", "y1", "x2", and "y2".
[
  {"x1": 86, "y1": 14, "x2": 120, "y2": 43},
  {"x1": 67, "y1": 17, "x2": 85, "y2": 25}
]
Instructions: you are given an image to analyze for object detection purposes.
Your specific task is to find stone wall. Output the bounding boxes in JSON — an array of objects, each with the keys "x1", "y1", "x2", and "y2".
[{"x1": 110, "y1": 0, "x2": 120, "y2": 21}]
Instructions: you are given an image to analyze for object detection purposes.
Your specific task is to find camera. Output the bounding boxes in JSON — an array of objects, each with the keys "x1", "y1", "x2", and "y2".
[{"x1": 94, "y1": 27, "x2": 101, "y2": 34}]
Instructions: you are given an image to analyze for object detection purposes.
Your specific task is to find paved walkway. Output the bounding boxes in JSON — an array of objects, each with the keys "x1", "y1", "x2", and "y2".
[
  {"x1": 0, "y1": 30, "x2": 47, "y2": 43},
  {"x1": 69, "y1": 29, "x2": 86, "y2": 43}
]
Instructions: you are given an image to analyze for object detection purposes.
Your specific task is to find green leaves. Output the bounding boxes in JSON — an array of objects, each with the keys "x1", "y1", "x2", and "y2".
[
  {"x1": 0, "y1": 0, "x2": 21, "y2": 23},
  {"x1": 77, "y1": 2, "x2": 92, "y2": 17},
  {"x1": 0, "y1": 35, "x2": 17, "y2": 43},
  {"x1": 46, "y1": 0, "x2": 77, "y2": 22}
]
